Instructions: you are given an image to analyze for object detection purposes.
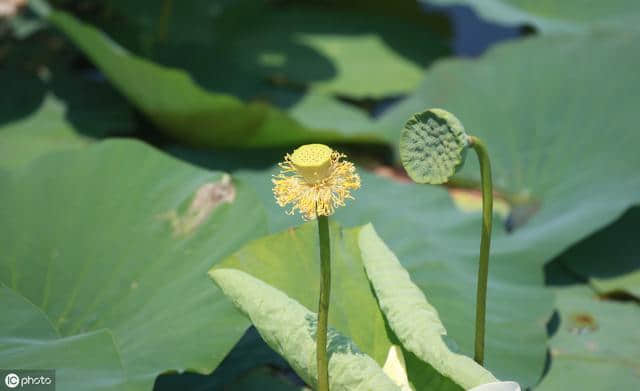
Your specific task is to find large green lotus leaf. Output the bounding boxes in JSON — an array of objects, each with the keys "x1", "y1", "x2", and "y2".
[
  {"x1": 100, "y1": 0, "x2": 449, "y2": 99},
  {"x1": 0, "y1": 140, "x2": 268, "y2": 390},
  {"x1": 377, "y1": 31, "x2": 640, "y2": 247},
  {"x1": 422, "y1": 0, "x2": 640, "y2": 32},
  {"x1": 537, "y1": 286, "x2": 640, "y2": 390},
  {"x1": 359, "y1": 225, "x2": 497, "y2": 389},
  {"x1": 380, "y1": 31, "x2": 640, "y2": 199},
  {"x1": 30, "y1": 3, "x2": 390, "y2": 148},
  {"x1": 209, "y1": 268, "x2": 401, "y2": 390},
  {"x1": 0, "y1": 284, "x2": 126, "y2": 391},
  {"x1": 553, "y1": 207, "x2": 640, "y2": 299}
]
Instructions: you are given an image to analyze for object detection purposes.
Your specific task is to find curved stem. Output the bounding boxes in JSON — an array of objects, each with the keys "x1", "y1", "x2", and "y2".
[
  {"x1": 316, "y1": 215, "x2": 331, "y2": 391},
  {"x1": 469, "y1": 136, "x2": 493, "y2": 366}
]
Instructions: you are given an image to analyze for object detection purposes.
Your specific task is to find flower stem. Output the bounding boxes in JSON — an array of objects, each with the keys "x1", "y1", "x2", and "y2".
[
  {"x1": 316, "y1": 215, "x2": 331, "y2": 391},
  {"x1": 469, "y1": 136, "x2": 493, "y2": 366}
]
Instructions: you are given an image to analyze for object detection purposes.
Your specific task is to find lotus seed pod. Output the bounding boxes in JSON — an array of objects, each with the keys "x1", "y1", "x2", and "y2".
[
  {"x1": 399, "y1": 108, "x2": 470, "y2": 184},
  {"x1": 290, "y1": 144, "x2": 333, "y2": 184}
]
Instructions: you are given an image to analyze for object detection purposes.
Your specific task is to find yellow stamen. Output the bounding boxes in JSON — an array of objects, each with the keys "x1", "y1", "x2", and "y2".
[
  {"x1": 290, "y1": 144, "x2": 333, "y2": 184},
  {"x1": 272, "y1": 144, "x2": 360, "y2": 220}
]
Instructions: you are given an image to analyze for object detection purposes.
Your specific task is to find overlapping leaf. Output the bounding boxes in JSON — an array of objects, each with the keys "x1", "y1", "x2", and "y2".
[
  {"x1": 210, "y1": 268, "x2": 400, "y2": 390},
  {"x1": 99, "y1": 0, "x2": 450, "y2": 98},
  {"x1": 0, "y1": 140, "x2": 268, "y2": 390},
  {"x1": 24, "y1": 2, "x2": 382, "y2": 148},
  {"x1": 212, "y1": 222, "x2": 393, "y2": 365},
  {"x1": 29, "y1": 0, "x2": 449, "y2": 148},
  {"x1": 211, "y1": 220, "x2": 510, "y2": 389}
]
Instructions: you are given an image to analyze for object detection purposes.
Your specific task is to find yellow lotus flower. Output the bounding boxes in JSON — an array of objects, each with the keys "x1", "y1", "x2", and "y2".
[{"x1": 272, "y1": 144, "x2": 361, "y2": 220}]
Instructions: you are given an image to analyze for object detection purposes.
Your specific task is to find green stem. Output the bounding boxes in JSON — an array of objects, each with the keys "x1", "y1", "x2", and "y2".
[
  {"x1": 469, "y1": 136, "x2": 493, "y2": 366},
  {"x1": 316, "y1": 215, "x2": 331, "y2": 391}
]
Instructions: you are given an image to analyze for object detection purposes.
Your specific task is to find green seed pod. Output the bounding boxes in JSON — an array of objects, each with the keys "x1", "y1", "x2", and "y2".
[{"x1": 399, "y1": 108, "x2": 469, "y2": 184}]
